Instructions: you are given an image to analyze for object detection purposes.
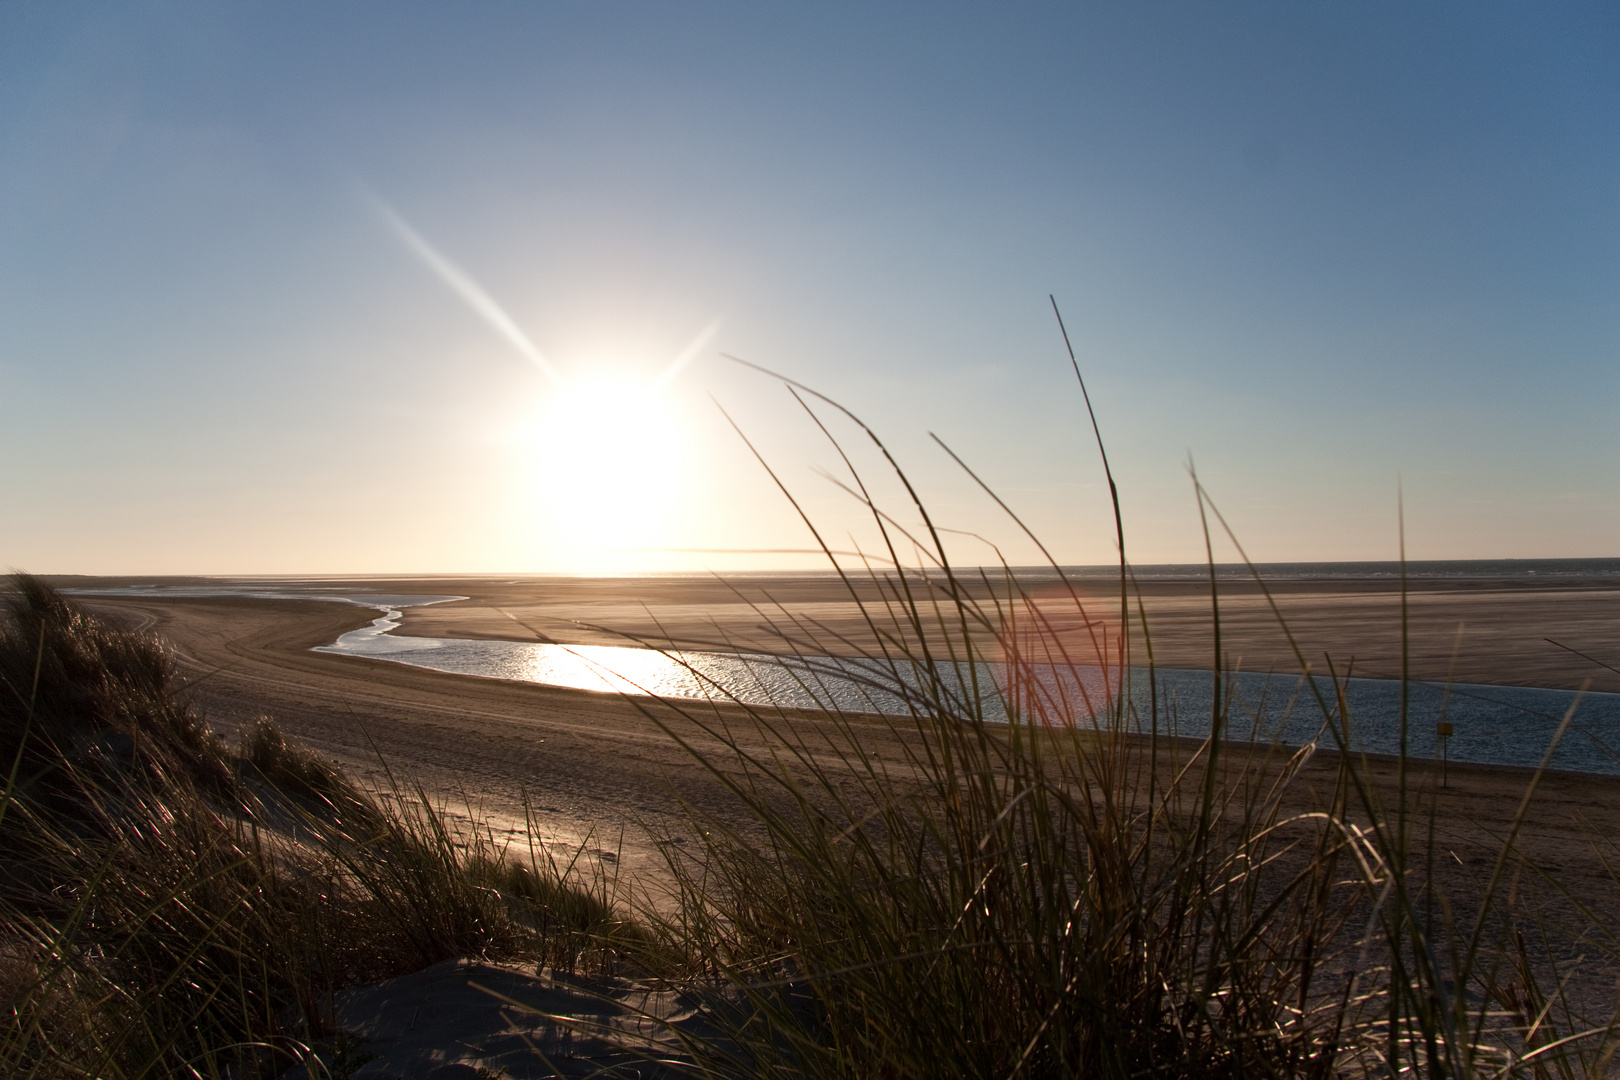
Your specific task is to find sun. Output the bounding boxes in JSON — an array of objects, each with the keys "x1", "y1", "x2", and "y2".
[{"x1": 528, "y1": 372, "x2": 687, "y2": 560}]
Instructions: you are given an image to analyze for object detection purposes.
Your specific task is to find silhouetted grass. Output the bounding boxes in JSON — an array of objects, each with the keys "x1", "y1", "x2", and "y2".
[{"x1": 609, "y1": 370, "x2": 1620, "y2": 1078}]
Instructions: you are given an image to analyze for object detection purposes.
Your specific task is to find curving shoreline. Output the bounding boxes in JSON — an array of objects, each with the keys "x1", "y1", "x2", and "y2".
[
  {"x1": 61, "y1": 576, "x2": 1620, "y2": 777},
  {"x1": 59, "y1": 580, "x2": 1620, "y2": 907}
]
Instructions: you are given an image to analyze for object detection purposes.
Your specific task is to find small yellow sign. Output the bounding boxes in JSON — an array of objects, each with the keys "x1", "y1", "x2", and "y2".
[{"x1": 1436, "y1": 722, "x2": 1454, "y2": 737}]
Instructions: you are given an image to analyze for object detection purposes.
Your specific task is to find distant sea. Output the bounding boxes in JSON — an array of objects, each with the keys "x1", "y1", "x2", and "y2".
[
  {"x1": 45, "y1": 558, "x2": 1620, "y2": 588},
  {"x1": 1016, "y1": 558, "x2": 1620, "y2": 583},
  {"x1": 513, "y1": 558, "x2": 1620, "y2": 584}
]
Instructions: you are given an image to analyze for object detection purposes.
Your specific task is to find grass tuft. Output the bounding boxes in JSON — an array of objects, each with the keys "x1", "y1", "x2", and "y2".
[
  {"x1": 0, "y1": 576, "x2": 637, "y2": 1079},
  {"x1": 614, "y1": 377, "x2": 1620, "y2": 1079}
]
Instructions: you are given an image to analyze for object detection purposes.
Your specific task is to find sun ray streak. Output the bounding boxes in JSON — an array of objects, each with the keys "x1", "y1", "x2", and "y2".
[
  {"x1": 367, "y1": 194, "x2": 560, "y2": 383},
  {"x1": 654, "y1": 316, "x2": 723, "y2": 388}
]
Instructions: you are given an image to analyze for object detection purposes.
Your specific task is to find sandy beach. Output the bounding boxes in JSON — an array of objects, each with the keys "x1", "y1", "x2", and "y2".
[{"x1": 66, "y1": 573, "x2": 1620, "y2": 923}]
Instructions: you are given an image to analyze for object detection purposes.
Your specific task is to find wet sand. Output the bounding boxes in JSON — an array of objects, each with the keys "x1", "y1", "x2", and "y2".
[
  {"x1": 384, "y1": 573, "x2": 1620, "y2": 692},
  {"x1": 63, "y1": 575, "x2": 1620, "y2": 933}
]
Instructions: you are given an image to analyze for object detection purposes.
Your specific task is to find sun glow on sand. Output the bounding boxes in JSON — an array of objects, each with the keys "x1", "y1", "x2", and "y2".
[{"x1": 527, "y1": 371, "x2": 688, "y2": 565}]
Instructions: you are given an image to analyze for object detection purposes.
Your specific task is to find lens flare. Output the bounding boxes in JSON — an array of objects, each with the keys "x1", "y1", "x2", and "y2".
[{"x1": 367, "y1": 192, "x2": 561, "y2": 383}]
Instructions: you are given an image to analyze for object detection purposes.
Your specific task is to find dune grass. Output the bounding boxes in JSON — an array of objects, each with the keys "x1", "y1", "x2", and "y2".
[{"x1": 0, "y1": 575, "x2": 636, "y2": 1079}]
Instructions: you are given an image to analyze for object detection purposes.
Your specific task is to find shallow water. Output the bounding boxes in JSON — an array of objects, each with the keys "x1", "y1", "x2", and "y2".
[
  {"x1": 63, "y1": 585, "x2": 1620, "y2": 776},
  {"x1": 316, "y1": 605, "x2": 1620, "y2": 777}
]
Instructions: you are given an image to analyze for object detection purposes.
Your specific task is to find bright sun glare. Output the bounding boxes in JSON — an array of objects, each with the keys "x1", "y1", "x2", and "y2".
[{"x1": 529, "y1": 372, "x2": 686, "y2": 560}]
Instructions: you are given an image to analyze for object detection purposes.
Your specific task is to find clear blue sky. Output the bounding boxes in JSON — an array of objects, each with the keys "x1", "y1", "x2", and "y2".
[{"x1": 2, "y1": 2, "x2": 1616, "y2": 574}]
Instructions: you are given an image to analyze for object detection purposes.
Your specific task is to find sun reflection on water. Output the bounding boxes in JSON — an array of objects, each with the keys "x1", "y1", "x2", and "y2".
[{"x1": 515, "y1": 642, "x2": 704, "y2": 697}]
